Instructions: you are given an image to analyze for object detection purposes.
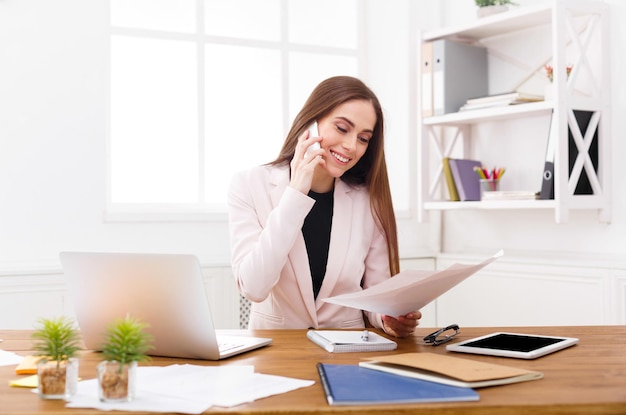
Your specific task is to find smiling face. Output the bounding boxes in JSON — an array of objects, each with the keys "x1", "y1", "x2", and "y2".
[{"x1": 311, "y1": 99, "x2": 376, "y2": 191}]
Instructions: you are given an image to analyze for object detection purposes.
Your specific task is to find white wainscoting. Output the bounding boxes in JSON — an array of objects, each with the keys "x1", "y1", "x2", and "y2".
[
  {"x1": 433, "y1": 253, "x2": 626, "y2": 327},
  {"x1": 0, "y1": 259, "x2": 435, "y2": 330},
  {"x1": 0, "y1": 270, "x2": 72, "y2": 330},
  {"x1": 614, "y1": 269, "x2": 626, "y2": 325},
  {"x1": 1, "y1": 255, "x2": 623, "y2": 330},
  {"x1": 0, "y1": 263, "x2": 242, "y2": 330},
  {"x1": 399, "y1": 258, "x2": 437, "y2": 328}
]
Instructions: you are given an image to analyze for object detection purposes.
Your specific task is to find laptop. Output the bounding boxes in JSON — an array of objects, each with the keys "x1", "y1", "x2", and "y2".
[{"x1": 59, "y1": 251, "x2": 271, "y2": 360}]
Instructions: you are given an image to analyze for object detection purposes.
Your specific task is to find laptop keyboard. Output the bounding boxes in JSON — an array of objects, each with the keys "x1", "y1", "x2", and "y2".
[{"x1": 218, "y1": 341, "x2": 244, "y2": 353}]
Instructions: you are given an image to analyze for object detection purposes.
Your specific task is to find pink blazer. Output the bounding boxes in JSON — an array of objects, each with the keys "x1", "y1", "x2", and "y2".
[{"x1": 228, "y1": 164, "x2": 390, "y2": 330}]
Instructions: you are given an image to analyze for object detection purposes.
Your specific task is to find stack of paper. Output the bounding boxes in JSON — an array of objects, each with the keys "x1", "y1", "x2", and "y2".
[
  {"x1": 0, "y1": 350, "x2": 25, "y2": 367},
  {"x1": 460, "y1": 91, "x2": 544, "y2": 111},
  {"x1": 481, "y1": 190, "x2": 538, "y2": 201},
  {"x1": 66, "y1": 365, "x2": 314, "y2": 414}
]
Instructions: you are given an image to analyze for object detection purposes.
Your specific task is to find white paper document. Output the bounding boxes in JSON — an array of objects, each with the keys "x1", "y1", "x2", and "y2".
[
  {"x1": 0, "y1": 349, "x2": 24, "y2": 367},
  {"x1": 65, "y1": 364, "x2": 315, "y2": 414},
  {"x1": 323, "y1": 250, "x2": 503, "y2": 316}
]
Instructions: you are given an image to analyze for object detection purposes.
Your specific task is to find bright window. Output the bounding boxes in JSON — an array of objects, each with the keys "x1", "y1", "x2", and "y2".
[{"x1": 108, "y1": 0, "x2": 361, "y2": 215}]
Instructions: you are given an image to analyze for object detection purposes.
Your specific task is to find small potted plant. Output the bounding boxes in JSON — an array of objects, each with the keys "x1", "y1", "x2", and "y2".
[
  {"x1": 544, "y1": 64, "x2": 574, "y2": 83},
  {"x1": 32, "y1": 316, "x2": 81, "y2": 400},
  {"x1": 97, "y1": 315, "x2": 154, "y2": 402},
  {"x1": 475, "y1": 0, "x2": 517, "y2": 17},
  {"x1": 543, "y1": 64, "x2": 573, "y2": 100}
]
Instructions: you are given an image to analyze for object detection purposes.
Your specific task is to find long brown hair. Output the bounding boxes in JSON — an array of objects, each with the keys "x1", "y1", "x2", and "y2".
[{"x1": 269, "y1": 76, "x2": 400, "y2": 276}]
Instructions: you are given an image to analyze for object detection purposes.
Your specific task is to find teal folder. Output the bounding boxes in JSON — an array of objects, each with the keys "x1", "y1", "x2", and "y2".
[{"x1": 316, "y1": 363, "x2": 479, "y2": 406}]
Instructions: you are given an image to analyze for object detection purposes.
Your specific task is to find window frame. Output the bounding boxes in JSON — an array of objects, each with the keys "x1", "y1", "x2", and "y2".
[{"x1": 104, "y1": 0, "x2": 366, "y2": 223}]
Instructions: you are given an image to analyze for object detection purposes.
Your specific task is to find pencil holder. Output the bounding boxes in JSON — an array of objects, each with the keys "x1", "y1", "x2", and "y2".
[{"x1": 479, "y1": 179, "x2": 500, "y2": 200}]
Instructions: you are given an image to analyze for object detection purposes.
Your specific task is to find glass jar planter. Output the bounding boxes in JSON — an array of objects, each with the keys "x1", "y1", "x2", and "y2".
[
  {"x1": 97, "y1": 361, "x2": 137, "y2": 402},
  {"x1": 37, "y1": 358, "x2": 79, "y2": 400}
]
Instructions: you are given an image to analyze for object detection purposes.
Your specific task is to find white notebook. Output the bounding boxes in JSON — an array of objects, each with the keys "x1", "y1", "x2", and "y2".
[{"x1": 307, "y1": 330, "x2": 397, "y2": 353}]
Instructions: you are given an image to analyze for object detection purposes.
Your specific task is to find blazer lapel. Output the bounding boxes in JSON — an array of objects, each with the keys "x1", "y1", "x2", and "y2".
[
  {"x1": 269, "y1": 166, "x2": 319, "y2": 324},
  {"x1": 268, "y1": 166, "x2": 288, "y2": 208}
]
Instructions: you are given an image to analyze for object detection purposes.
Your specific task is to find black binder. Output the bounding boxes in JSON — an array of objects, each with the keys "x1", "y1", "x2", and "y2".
[
  {"x1": 539, "y1": 161, "x2": 554, "y2": 200},
  {"x1": 539, "y1": 112, "x2": 556, "y2": 200},
  {"x1": 539, "y1": 110, "x2": 599, "y2": 199}
]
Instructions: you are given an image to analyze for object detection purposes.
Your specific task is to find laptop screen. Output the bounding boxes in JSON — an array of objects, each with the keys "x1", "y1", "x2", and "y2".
[{"x1": 60, "y1": 252, "x2": 270, "y2": 360}]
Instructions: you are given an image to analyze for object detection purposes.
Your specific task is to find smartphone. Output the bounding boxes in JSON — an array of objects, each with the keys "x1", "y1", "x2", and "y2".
[{"x1": 305, "y1": 122, "x2": 321, "y2": 157}]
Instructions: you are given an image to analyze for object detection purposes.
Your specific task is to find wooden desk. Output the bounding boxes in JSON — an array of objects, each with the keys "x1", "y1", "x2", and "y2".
[{"x1": 2, "y1": 326, "x2": 625, "y2": 415}]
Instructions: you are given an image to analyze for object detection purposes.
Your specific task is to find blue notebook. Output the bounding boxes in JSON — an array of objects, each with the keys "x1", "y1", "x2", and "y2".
[{"x1": 316, "y1": 363, "x2": 479, "y2": 405}]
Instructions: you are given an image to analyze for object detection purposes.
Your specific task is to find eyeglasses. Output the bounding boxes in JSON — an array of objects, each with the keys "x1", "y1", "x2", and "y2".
[{"x1": 423, "y1": 324, "x2": 460, "y2": 346}]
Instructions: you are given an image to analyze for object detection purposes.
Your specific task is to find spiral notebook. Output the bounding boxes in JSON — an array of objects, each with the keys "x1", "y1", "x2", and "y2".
[{"x1": 306, "y1": 330, "x2": 397, "y2": 353}]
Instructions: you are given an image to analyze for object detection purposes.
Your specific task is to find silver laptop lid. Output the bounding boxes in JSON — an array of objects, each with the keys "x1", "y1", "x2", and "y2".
[{"x1": 60, "y1": 252, "x2": 223, "y2": 360}]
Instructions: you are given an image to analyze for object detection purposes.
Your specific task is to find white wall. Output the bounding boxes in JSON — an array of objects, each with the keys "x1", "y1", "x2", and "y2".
[
  {"x1": 1, "y1": 0, "x2": 234, "y2": 271},
  {"x1": 0, "y1": 0, "x2": 437, "y2": 277},
  {"x1": 1, "y1": 1, "x2": 624, "y2": 328},
  {"x1": 364, "y1": 0, "x2": 441, "y2": 257}
]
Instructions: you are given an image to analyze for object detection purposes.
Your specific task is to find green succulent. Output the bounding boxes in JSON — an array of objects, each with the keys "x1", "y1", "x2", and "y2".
[
  {"x1": 475, "y1": 0, "x2": 517, "y2": 6},
  {"x1": 101, "y1": 315, "x2": 154, "y2": 372},
  {"x1": 32, "y1": 316, "x2": 81, "y2": 368}
]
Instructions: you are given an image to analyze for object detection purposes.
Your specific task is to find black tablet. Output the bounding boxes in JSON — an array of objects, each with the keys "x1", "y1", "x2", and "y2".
[{"x1": 446, "y1": 332, "x2": 579, "y2": 359}]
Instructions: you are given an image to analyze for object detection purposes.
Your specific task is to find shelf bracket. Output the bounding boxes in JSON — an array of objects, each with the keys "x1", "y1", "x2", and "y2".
[{"x1": 426, "y1": 125, "x2": 464, "y2": 198}]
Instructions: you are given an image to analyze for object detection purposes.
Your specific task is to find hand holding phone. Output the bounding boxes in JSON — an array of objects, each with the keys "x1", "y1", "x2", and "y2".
[{"x1": 305, "y1": 122, "x2": 321, "y2": 157}]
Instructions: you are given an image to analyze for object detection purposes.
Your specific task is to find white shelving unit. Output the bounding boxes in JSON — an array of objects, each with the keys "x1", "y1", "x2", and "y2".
[{"x1": 417, "y1": 0, "x2": 611, "y2": 223}]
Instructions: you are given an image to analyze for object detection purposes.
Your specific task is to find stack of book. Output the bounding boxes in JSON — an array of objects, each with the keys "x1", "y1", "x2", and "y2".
[
  {"x1": 460, "y1": 91, "x2": 543, "y2": 111},
  {"x1": 442, "y1": 158, "x2": 482, "y2": 201},
  {"x1": 481, "y1": 190, "x2": 538, "y2": 201},
  {"x1": 443, "y1": 158, "x2": 537, "y2": 201}
]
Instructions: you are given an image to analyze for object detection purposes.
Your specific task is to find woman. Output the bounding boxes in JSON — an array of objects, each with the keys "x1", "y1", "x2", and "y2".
[{"x1": 228, "y1": 76, "x2": 420, "y2": 337}]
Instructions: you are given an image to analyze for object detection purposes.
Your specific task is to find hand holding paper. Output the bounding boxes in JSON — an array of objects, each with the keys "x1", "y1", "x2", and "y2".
[{"x1": 322, "y1": 250, "x2": 503, "y2": 316}]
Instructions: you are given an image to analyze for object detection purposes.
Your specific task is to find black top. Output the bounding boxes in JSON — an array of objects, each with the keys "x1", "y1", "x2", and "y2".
[{"x1": 302, "y1": 189, "x2": 334, "y2": 299}]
